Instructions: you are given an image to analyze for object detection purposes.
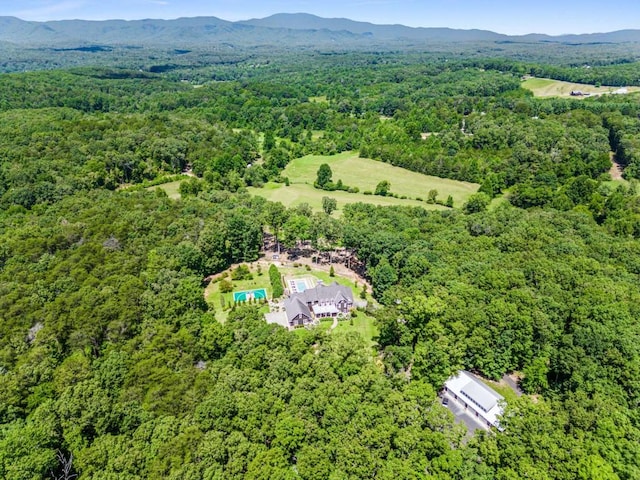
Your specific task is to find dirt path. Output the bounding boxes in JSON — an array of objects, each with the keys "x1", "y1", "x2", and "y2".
[
  {"x1": 609, "y1": 152, "x2": 624, "y2": 181},
  {"x1": 204, "y1": 249, "x2": 372, "y2": 294},
  {"x1": 328, "y1": 317, "x2": 339, "y2": 332},
  {"x1": 278, "y1": 252, "x2": 372, "y2": 290}
]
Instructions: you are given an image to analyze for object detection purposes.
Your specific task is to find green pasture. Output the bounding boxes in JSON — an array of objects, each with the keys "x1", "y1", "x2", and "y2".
[
  {"x1": 282, "y1": 152, "x2": 478, "y2": 204},
  {"x1": 248, "y1": 182, "x2": 440, "y2": 214},
  {"x1": 151, "y1": 152, "x2": 479, "y2": 211},
  {"x1": 521, "y1": 78, "x2": 556, "y2": 90},
  {"x1": 149, "y1": 152, "x2": 478, "y2": 210}
]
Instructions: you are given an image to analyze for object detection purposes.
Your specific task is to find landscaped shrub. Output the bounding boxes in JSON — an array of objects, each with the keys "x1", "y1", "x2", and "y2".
[
  {"x1": 219, "y1": 279, "x2": 233, "y2": 293},
  {"x1": 231, "y1": 264, "x2": 253, "y2": 281},
  {"x1": 269, "y1": 264, "x2": 284, "y2": 298}
]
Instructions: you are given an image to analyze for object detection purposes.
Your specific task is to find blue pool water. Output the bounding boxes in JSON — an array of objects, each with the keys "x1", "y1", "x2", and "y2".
[{"x1": 296, "y1": 280, "x2": 308, "y2": 292}]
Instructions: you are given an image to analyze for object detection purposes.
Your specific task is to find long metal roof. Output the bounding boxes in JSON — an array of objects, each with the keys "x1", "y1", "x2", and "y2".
[{"x1": 461, "y1": 380, "x2": 502, "y2": 412}]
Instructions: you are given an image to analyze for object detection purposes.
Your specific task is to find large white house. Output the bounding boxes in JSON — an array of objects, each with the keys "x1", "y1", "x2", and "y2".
[{"x1": 443, "y1": 370, "x2": 505, "y2": 429}]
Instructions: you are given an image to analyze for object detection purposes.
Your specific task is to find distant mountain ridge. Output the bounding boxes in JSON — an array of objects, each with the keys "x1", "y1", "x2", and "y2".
[
  {"x1": 239, "y1": 13, "x2": 507, "y2": 42},
  {"x1": 1, "y1": 13, "x2": 639, "y2": 47}
]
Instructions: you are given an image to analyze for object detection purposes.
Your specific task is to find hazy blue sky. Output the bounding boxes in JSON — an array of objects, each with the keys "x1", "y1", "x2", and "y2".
[{"x1": 1, "y1": 0, "x2": 638, "y2": 35}]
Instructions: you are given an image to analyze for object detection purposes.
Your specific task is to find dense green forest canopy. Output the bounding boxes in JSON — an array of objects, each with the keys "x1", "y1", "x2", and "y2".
[{"x1": 2, "y1": 43, "x2": 640, "y2": 479}]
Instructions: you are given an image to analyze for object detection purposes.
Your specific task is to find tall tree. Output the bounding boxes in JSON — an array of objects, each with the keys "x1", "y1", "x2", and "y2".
[
  {"x1": 322, "y1": 196, "x2": 337, "y2": 215},
  {"x1": 315, "y1": 163, "x2": 333, "y2": 189},
  {"x1": 264, "y1": 201, "x2": 289, "y2": 254}
]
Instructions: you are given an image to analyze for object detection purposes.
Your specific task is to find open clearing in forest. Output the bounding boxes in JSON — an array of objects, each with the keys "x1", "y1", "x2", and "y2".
[
  {"x1": 522, "y1": 77, "x2": 640, "y2": 98},
  {"x1": 153, "y1": 152, "x2": 479, "y2": 211},
  {"x1": 248, "y1": 182, "x2": 443, "y2": 214},
  {"x1": 205, "y1": 261, "x2": 374, "y2": 324},
  {"x1": 149, "y1": 180, "x2": 182, "y2": 199},
  {"x1": 249, "y1": 152, "x2": 478, "y2": 213}
]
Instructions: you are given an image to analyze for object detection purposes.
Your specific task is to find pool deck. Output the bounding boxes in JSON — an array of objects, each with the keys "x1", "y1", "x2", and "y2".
[{"x1": 285, "y1": 275, "x2": 317, "y2": 294}]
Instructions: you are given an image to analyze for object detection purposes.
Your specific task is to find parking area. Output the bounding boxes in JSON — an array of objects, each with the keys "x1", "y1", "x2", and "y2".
[{"x1": 441, "y1": 392, "x2": 489, "y2": 434}]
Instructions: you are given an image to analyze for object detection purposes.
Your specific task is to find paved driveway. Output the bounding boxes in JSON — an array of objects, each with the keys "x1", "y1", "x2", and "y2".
[{"x1": 441, "y1": 393, "x2": 489, "y2": 434}]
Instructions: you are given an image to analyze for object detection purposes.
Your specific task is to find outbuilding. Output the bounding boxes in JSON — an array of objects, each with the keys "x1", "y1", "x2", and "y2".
[{"x1": 443, "y1": 370, "x2": 505, "y2": 430}]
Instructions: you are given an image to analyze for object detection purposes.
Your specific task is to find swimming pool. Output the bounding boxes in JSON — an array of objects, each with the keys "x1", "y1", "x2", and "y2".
[{"x1": 295, "y1": 280, "x2": 308, "y2": 292}]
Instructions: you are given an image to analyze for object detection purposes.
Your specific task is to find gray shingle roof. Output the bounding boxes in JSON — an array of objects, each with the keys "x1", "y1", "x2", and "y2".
[
  {"x1": 295, "y1": 281, "x2": 353, "y2": 305},
  {"x1": 283, "y1": 282, "x2": 353, "y2": 323},
  {"x1": 283, "y1": 297, "x2": 311, "y2": 322}
]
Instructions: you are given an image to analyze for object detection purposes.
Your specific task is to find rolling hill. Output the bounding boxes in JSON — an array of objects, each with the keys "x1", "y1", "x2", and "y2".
[{"x1": 1, "y1": 13, "x2": 639, "y2": 48}]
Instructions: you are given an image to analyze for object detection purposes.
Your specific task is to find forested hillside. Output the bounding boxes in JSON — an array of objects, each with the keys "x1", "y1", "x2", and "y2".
[{"x1": 2, "y1": 38, "x2": 640, "y2": 479}]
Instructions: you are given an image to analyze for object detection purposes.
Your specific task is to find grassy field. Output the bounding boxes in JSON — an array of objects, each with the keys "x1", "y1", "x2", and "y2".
[
  {"x1": 147, "y1": 180, "x2": 182, "y2": 199},
  {"x1": 152, "y1": 152, "x2": 479, "y2": 211},
  {"x1": 287, "y1": 152, "x2": 477, "y2": 202},
  {"x1": 249, "y1": 152, "x2": 478, "y2": 213},
  {"x1": 248, "y1": 182, "x2": 442, "y2": 214},
  {"x1": 522, "y1": 77, "x2": 640, "y2": 98},
  {"x1": 319, "y1": 314, "x2": 379, "y2": 347}
]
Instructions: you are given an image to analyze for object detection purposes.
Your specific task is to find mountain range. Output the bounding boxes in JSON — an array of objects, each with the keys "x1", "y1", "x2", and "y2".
[{"x1": 1, "y1": 13, "x2": 639, "y2": 47}]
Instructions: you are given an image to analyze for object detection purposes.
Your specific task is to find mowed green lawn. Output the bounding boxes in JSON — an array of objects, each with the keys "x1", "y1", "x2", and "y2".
[
  {"x1": 319, "y1": 314, "x2": 379, "y2": 348},
  {"x1": 250, "y1": 152, "x2": 478, "y2": 212}
]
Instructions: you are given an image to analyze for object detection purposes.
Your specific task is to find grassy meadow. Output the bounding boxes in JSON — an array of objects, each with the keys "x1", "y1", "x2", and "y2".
[
  {"x1": 250, "y1": 152, "x2": 478, "y2": 213},
  {"x1": 522, "y1": 77, "x2": 640, "y2": 98},
  {"x1": 152, "y1": 152, "x2": 479, "y2": 212},
  {"x1": 248, "y1": 182, "x2": 438, "y2": 214}
]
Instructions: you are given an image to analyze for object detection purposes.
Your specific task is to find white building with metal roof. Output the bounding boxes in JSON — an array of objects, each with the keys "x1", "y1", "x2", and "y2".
[{"x1": 443, "y1": 370, "x2": 505, "y2": 430}]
